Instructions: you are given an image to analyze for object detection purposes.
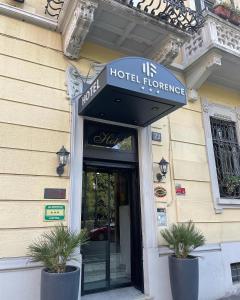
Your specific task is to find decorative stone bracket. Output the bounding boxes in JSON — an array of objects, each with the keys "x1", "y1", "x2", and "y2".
[
  {"x1": 184, "y1": 52, "x2": 222, "y2": 102},
  {"x1": 66, "y1": 63, "x2": 105, "y2": 99},
  {"x1": 61, "y1": 0, "x2": 98, "y2": 59},
  {"x1": 150, "y1": 36, "x2": 184, "y2": 66}
]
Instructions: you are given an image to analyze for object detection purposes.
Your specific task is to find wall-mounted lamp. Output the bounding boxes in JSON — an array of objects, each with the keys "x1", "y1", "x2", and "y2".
[
  {"x1": 56, "y1": 146, "x2": 70, "y2": 176},
  {"x1": 156, "y1": 157, "x2": 169, "y2": 182}
]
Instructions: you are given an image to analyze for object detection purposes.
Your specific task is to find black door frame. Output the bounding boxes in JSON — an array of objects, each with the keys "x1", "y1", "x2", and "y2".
[
  {"x1": 81, "y1": 120, "x2": 143, "y2": 295},
  {"x1": 81, "y1": 161, "x2": 144, "y2": 295}
]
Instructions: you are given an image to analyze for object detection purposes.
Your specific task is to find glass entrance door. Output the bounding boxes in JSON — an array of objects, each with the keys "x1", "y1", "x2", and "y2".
[{"x1": 81, "y1": 166, "x2": 133, "y2": 294}]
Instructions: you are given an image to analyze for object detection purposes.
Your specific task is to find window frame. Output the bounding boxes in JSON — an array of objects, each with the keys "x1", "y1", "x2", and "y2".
[
  {"x1": 194, "y1": 0, "x2": 214, "y2": 11},
  {"x1": 202, "y1": 100, "x2": 240, "y2": 212},
  {"x1": 231, "y1": 263, "x2": 240, "y2": 284}
]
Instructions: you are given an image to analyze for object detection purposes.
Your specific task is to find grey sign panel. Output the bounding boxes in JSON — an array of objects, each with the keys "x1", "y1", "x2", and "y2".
[{"x1": 78, "y1": 57, "x2": 186, "y2": 127}]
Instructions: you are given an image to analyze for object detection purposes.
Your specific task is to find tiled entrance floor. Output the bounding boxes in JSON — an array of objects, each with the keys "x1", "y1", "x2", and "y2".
[{"x1": 81, "y1": 287, "x2": 150, "y2": 300}]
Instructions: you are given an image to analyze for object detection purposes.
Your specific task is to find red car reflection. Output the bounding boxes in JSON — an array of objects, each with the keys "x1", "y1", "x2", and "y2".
[{"x1": 90, "y1": 223, "x2": 115, "y2": 241}]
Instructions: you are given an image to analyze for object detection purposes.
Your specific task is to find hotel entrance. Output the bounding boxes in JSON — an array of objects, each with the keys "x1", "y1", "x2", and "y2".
[{"x1": 81, "y1": 121, "x2": 143, "y2": 295}]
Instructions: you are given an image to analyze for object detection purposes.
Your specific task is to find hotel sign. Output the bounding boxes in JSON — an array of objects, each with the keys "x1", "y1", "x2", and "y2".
[
  {"x1": 79, "y1": 57, "x2": 186, "y2": 127},
  {"x1": 44, "y1": 205, "x2": 65, "y2": 221}
]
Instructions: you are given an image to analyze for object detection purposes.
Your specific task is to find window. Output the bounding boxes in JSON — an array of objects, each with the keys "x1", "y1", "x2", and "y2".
[
  {"x1": 210, "y1": 118, "x2": 240, "y2": 199},
  {"x1": 231, "y1": 263, "x2": 240, "y2": 283},
  {"x1": 195, "y1": 0, "x2": 214, "y2": 11},
  {"x1": 202, "y1": 101, "x2": 240, "y2": 210},
  {"x1": 83, "y1": 121, "x2": 138, "y2": 163}
]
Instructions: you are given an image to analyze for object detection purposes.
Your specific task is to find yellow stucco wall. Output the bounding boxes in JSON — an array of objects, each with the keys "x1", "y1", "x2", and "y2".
[
  {"x1": 0, "y1": 15, "x2": 68, "y2": 257},
  {"x1": 154, "y1": 83, "x2": 240, "y2": 245},
  {"x1": 0, "y1": 14, "x2": 125, "y2": 258},
  {"x1": 2, "y1": 5, "x2": 240, "y2": 258}
]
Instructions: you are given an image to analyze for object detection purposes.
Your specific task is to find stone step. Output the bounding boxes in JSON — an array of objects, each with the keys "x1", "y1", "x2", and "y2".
[{"x1": 81, "y1": 287, "x2": 152, "y2": 300}]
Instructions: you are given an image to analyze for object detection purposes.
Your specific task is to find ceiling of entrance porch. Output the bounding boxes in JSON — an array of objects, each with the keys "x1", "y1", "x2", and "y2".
[{"x1": 86, "y1": 0, "x2": 188, "y2": 63}]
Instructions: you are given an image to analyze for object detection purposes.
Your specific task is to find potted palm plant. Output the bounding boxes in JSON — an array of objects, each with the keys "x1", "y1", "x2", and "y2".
[
  {"x1": 161, "y1": 221, "x2": 205, "y2": 300},
  {"x1": 213, "y1": 1, "x2": 232, "y2": 20},
  {"x1": 28, "y1": 224, "x2": 88, "y2": 300}
]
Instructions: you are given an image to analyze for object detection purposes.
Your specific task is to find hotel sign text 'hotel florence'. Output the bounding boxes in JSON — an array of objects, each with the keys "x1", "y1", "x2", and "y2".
[{"x1": 79, "y1": 57, "x2": 186, "y2": 127}]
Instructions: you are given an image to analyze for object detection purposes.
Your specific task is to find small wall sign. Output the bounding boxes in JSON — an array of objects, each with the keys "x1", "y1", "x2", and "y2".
[
  {"x1": 154, "y1": 186, "x2": 167, "y2": 198},
  {"x1": 175, "y1": 184, "x2": 186, "y2": 196},
  {"x1": 44, "y1": 188, "x2": 66, "y2": 199},
  {"x1": 157, "y1": 208, "x2": 167, "y2": 226},
  {"x1": 152, "y1": 131, "x2": 162, "y2": 142},
  {"x1": 44, "y1": 205, "x2": 65, "y2": 221}
]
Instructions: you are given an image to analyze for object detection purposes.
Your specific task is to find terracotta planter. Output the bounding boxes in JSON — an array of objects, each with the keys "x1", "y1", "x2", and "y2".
[
  {"x1": 230, "y1": 12, "x2": 240, "y2": 26},
  {"x1": 213, "y1": 5, "x2": 231, "y2": 20}
]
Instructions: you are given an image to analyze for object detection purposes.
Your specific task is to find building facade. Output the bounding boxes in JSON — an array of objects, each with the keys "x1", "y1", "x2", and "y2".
[{"x1": 0, "y1": 0, "x2": 240, "y2": 299}]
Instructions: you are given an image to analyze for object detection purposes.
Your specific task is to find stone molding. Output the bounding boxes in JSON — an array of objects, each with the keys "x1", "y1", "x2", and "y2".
[
  {"x1": 62, "y1": 0, "x2": 98, "y2": 59},
  {"x1": 66, "y1": 63, "x2": 105, "y2": 99},
  {"x1": 150, "y1": 36, "x2": 184, "y2": 66},
  {"x1": 183, "y1": 11, "x2": 240, "y2": 67},
  {"x1": 185, "y1": 52, "x2": 222, "y2": 90}
]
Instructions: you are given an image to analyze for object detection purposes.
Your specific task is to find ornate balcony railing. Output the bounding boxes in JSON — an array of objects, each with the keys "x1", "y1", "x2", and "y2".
[
  {"x1": 183, "y1": 11, "x2": 240, "y2": 65},
  {"x1": 45, "y1": 0, "x2": 64, "y2": 19},
  {"x1": 45, "y1": 0, "x2": 204, "y2": 33},
  {"x1": 116, "y1": 0, "x2": 204, "y2": 33}
]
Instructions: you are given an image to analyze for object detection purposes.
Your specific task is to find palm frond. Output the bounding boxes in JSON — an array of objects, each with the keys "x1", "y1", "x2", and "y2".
[
  {"x1": 28, "y1": 224, "x2": 88, "y2": 273},
  {"x1": 161, "y1": 221, "x2": 205, "y2": 258}
]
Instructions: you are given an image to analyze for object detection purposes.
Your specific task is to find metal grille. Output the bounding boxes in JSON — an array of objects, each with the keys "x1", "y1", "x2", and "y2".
[
  {"x1": 231, "y1": 263, "x2": 240, "y2": 283},
  {"x1": 210, "y1": 117, "x2": 240, "y2": 199},
  {"x1": 45, "y1": 0, "x2": 204, "y2": 32},
  {"x1": 117, "y1": 0, "x2": 204, "y2": 33},
  {"x1": 45, "y1": 0, "x2": 64, "y2": 18}
]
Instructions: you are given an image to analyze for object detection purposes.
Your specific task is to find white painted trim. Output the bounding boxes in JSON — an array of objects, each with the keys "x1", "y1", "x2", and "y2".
[
  {"x1": 202, "y1": 99, "x2": 240, "y2": 211},
  {"x1": 68, "y1": 98, "x2": 84, "y2": 234},
  {"x1": 0, "y1": 257, "x2": 41, "y2": 271},
  {"x1": 0, "y1": 3, "x2": 57, "y2": 31},
  {"x1": 159, "y1": 243, "x2": 222, "y2": 256},
  {"x1": 138, "y1": 126, "x2": 157, "y2": 298}
]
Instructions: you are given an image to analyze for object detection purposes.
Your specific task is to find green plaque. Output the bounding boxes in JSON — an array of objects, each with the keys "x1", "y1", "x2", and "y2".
[{"x1": 44, "y1": 205, "x2": 65, "y2": 221}]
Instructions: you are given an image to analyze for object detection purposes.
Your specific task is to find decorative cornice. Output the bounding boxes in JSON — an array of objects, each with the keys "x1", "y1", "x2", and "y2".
[
  {"x1": 62, "y1": 0, "x2": 98, "y2": 59},
  {"x1": 150, "y1": 37, "x2": 184, "y2": 66}
]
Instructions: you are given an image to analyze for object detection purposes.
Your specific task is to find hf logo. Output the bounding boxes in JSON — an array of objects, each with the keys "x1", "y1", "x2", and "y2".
[{"x1": 142, "y1": 62, "x2": 157, "y2": 78}]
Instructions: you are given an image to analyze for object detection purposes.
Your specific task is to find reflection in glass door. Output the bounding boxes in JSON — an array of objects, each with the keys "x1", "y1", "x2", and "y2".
[{"x1": 81, "y1": 167, "x2": 132, "y2": 294}]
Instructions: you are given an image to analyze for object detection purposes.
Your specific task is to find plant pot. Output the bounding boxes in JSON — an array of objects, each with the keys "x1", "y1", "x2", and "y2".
[
  {"x1": 168, "y1": 255, "x2": 199, "y2": 300},
  {"x1": 41, "y1": 266, "x2": 80, "y2": 300},
  {"x1": 230, "y1": 13, "x2": 240, "y2": 26},
  {"x1": 213, "y1": 5, "x2": 231, "y2": 20}
]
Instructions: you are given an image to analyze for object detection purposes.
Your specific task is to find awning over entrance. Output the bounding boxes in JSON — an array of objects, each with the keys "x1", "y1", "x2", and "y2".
[{"x1": 78, "y1": 57, "x2": 186, "y2": 127}]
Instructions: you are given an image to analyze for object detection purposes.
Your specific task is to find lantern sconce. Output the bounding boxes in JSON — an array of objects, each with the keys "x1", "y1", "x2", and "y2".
[
  {"x1": 156, "y1": 157, "x2": 169, "y2": 182},
  {"x1": 56, "y1": 146, "x2": 70, "y2": 176}
]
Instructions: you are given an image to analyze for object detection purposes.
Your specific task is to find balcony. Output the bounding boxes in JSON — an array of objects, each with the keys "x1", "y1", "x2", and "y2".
[
  {"x1": 60, "y1": 0, "x2": 204, "y2": 63},
  {"x1": 183, "y1": 11, "x2": 240, "y2": 91}
]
